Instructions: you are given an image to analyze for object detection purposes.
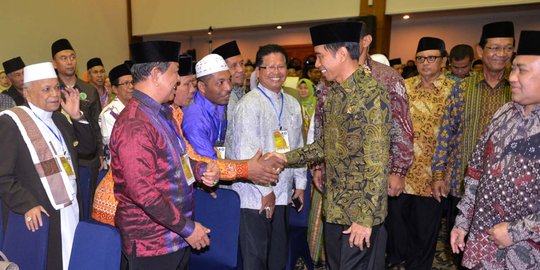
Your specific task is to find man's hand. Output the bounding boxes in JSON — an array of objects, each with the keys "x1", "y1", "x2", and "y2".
[
  {"x1": 431, "y1": 180, "x2": 449, "y2": 202},
  {"x1": 99, "y1": 156, "x2": 106, "y2": 171},
  {"x1": 61, "y1": 86, "x2": 82, "y2": 120},
  {"x1": 450, "y1": 227, "x2": 467, "y2": 253},
  {"x1": 24, "y1": 205, "x2": 49, "y2": 232},
  {"x1": 312, "y1": 169, "x2": 324, "y2": 192},
  {"x1": 387, "y1": 174, "x2": 404, "y2": 197},
  {"x1": 264, "y1": 151, "x2": 287, "y2": 164},
  {"x1": 201, "y1": 162, "x2": 220, "y2": 187},
  {"x1": 185, "y1": 222, "x2": 211, "y2": 250},
  {"x1": 247, "y1": 149, "x2": 280, "y2": 184},
  {"x1": 291, "y1": 189, "x2": 305, "y2": 211},
  {"x1": 488, "y1": 222, "x2": 513, "y2": 249},
  {"x1": 343, "y1": 222, "x2": 372, "y2": 250},
  {"x1": 259, "y1": 191, "x2": 276, "y2": 219}
]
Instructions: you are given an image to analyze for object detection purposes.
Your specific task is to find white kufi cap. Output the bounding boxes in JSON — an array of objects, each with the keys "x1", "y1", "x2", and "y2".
[
  {"x1": 195, "y1": 54, "x2": 229, "y2": 78},
  {"x1": 370, "y1": 54, "x2": 390, "y2": 66},
  {"x1": 24, "y1": 62, "x2": 57, "y2": 83}
]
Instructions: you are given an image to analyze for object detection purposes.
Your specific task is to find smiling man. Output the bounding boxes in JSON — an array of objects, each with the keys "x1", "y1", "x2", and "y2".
[
  {"x1": 226, "y1": 44, "x2": 307, "y2": 270},
  {"x1": 0, "y1": 62, "x2": 95, "y2": 270},
  {"x1": 182, "y1": 54, "x2": 232, "y2": 160},
  {"x1": 273, "y1": 22, "x2": 391, "y2": 270},
  {"x1": 431, "y1": 21, "x2": 515, "y2": 267},
  {"x1": 212, "y1": 40, "x2": 246, "y2": 118},
  {"x1": 110, "y1": 41, "x2": 218, "y2": 270},
  {"x1": 450, "y1": 30, "x2": 540, "y2": 270}
]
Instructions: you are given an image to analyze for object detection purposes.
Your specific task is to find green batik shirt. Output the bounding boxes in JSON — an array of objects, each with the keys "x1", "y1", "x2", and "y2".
[
  {"x1": 286, "y1": 68, "x2": 392, "y2": 227},
  {"x1": 432, "y1": 70, "x2": 511, "y2": 197}
]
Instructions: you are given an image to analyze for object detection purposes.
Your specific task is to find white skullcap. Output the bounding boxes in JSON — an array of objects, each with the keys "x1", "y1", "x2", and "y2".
[
  {"x1": 195, "y1": 54, "x2": 229, "y2": 78},
  {"x1": 24, "y1": 62, "x2": 57, "y2": 83},
  {"x1": 370, "y1": 54, "x2": 390, "y2": 66}
]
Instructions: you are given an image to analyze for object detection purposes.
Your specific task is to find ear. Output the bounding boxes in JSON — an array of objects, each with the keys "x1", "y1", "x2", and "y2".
[
  {"x1": 255, "y1": 67, "x2": 260, "y2": 79},
  {"x1": 476, "y1": 44, "x2": 484, "y2": 60},
  {"x1": 361, "y1": 34, "x2": 373, "y2": 49},
  {"x1": 337, "y1": 47, "x2": 348, "y2": 62},
  {"x1": 150, "y1": 66, "x2": 161, "y2": 84},
  {"x1": 197, "y1": 80, "x2": 207, "y2": 95}
]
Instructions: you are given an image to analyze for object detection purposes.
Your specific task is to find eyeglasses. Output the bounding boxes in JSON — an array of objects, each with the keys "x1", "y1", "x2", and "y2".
[
  {"x1": 259, "y1": 65, "x2": 286, "y2": 72},
  {"x1": 484, "y1": 46, "x2": 514, "y2": 54},
  {"x1": 416, "y1": 55, "x2": 442, "y2": 63},
  {"x1": 117, "y1": 81, "x2": 134, "y2": 87}
]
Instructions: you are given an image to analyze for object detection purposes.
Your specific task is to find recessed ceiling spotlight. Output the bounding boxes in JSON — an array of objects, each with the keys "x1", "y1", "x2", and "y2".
[
  {"x1": 276, "y1": 25, "x2": 283, "y2": 30},
  {"x1": 403, "y1": 15, "x2": 410, "y2": 20}
]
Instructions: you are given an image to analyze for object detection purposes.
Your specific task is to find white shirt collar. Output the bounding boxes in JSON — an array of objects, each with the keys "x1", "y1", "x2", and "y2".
[{"x1": 29, "y1": 102, "x2": 53, "y2": 121}]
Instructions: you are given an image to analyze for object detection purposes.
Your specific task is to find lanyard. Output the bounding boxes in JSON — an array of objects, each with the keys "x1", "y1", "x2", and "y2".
[
  {"x1": 204, "y1": 105, "x2": 226, "y2": 146},
  {"x1": 162, "y1": 114, "x2": 185, "y2": 153},
  {"x1": 257, "y1": 86, "x2": 284, "y2": 129},
  {"x1": 32, "y1": 111, "x2": 65, "y2": 153}
]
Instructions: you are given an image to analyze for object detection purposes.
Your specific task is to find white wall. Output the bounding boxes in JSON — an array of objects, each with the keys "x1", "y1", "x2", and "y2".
[
  {"x1": 388, "y1": 7, "x2": 540, "y2": 62},
  {"x1": 0, "y1": 1, "x2": 129, "y2": 75}
]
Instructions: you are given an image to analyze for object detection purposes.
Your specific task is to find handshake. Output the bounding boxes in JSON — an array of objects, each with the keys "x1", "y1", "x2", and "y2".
[{"x1": 248, "y1": 150, "x2": 288, "y2": 185}]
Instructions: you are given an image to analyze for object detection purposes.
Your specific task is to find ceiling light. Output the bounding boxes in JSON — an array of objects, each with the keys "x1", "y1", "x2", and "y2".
[
  {"x1": 403, "y1": 15, "x2": 410, "y2": 20},
  {"x1": 276, "y1": 25, "x2": 283, "y2": 30}
]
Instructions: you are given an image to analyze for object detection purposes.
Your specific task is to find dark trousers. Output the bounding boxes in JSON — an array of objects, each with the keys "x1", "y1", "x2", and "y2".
[
  {"x1": 239, "y1": 206, "x2": 289, "y2": 270},
  {"x1": 385, "y1": 194, "x2": 442, "y2": 270},
  {"x1": 445, "y1": 194, "x2": 466, "y2": 269},
  {"x1": 324, "y1": 222, "x2": 382, "y2": 270},
  {"x1": 125, "y1": 247, "x2": 190, "y2": 270}
]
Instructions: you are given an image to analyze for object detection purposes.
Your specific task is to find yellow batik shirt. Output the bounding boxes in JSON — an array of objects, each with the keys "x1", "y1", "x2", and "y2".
[
  {"x1": 404, "y1": 73, "x2": 457, "y2": 197},
  {"x1": 286, "y1": 68, "x2": 392, "y2": 227}
]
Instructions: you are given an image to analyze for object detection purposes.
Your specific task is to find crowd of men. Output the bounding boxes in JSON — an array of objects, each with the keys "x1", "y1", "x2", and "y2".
[{"x1": 0, "y1": 18, "x2": 538, "y2": 270}]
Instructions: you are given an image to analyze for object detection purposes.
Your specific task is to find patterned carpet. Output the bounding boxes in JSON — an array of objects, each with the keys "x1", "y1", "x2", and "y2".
[{"x1": 295, "y1": 217, "x2": 460, "y2": 270}]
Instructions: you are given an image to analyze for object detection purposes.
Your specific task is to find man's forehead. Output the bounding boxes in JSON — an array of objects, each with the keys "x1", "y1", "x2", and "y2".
[{"x1": 485, "y1": 37, "x2": 514, "y2": 46}]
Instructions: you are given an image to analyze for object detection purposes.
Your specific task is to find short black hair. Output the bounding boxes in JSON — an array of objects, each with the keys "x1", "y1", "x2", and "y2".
[
  {"x1": 255, "y1": 44, "x2": 288, "y2": 68},
  {"x1": 324, "y1": 42, "x2": 360, "y2": 60},
  {"x1": 449, "y1": 44, "x2": 474, "y2": 61}
]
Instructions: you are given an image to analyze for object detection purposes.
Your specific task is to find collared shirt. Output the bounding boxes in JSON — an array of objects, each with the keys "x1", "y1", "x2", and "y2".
[
  {"x1": 432, "y1": 70, "x2": 512, "y2": 197},
  {"x1": 364, "y1": 57, "x2": 414, "y2": 177},
  {"x1": 111, "y1": 90, "x2": 195, "y2": 257},
  {"x1": 99, "y1": 97, "x2": 125, "y2": 166},
  {"x1": 0, "y1": 93, "x2": 15, "y2": 111},
  {"x1": 226, "y1": 84, "x2": 307, "y2": 209},
  {"x1": 454, "y1": 102, "x2": 540, "y2": 270},
  {"x1": 182, "y1": 91, "x2": 227, "y2": 159},
  {"x1": 173, "y1": 106, "x2": 248, "y2": 180},
  {"x1": 404, "y1": 73, "x2": 457, "y2": 197},
  {"x1": 286, "y1": 68, "x2": 392, "y2": 227}
]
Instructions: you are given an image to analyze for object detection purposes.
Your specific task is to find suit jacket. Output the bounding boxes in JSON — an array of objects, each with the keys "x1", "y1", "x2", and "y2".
[{"x1": 0, "y1": 108, "x2": 95, "y2": 269}]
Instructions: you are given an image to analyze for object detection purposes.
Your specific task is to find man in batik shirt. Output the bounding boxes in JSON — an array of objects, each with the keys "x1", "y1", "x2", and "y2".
[
  {"x1": 386, "y1": 37, "x2": 458, "y2": 270},
  {"x1": 450, "y1": 30, "x2": 540, "y2": 270},
  {"x1": 281, "y1": 21, "x2": 391, "y2": 270},
  {"x1": 431, "y1": 22, "x2": 515, "y2": 265}
]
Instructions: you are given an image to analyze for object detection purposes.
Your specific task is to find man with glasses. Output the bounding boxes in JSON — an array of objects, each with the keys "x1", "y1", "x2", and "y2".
[
  {"x1": 431, "y1": 21, "x2": 514, "y2": 267},
  {"x1": 226, "y1": 44, "x2": 307, "y2": 270},
  {"x1": 87, "y1": 57, "x2": 112, "y2": 107},
  {"x1": 450, "y1": 30, "x2": 540, "y2": 270},
  {"x1": 98, "y1": 63, "x2": 133, "y2": 167},
  {"x1": 386, "y1": 37, "x2": 458, "y2": 270}
]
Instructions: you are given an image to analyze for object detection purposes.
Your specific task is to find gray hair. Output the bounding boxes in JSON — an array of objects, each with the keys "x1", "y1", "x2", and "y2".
[{"x1": 131, "y1": 62, "x2": 171, "y2": 83}]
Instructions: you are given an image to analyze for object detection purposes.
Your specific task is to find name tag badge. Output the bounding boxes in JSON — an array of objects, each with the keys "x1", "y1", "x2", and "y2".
[
  {"x1": 274, "y1": 130, "x2": 290, "y2": 153},
  {"x1": 181, "y1": 154, "x2": 196, "y2": 186},
  {"x1": 215, "y1": 146, "x2": 226, "y2": 159},
  {"x1": 59, "y1": 156, "x2": 75, "y2": 177}
]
